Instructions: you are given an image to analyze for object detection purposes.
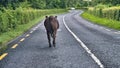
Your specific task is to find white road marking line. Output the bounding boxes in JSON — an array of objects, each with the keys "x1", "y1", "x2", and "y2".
[
  {"x1": 100, "y1": 27, "x2": 104, "y2": 29},
  {"x1": 20, "y1": 38, "x2": 25, "y2": 42},
  {"x1": 34, "y1": 27, "x2": 38, "y2": 30},
  {"x1": 36, "y1": 26, "x2": 38, "y2": 28},
  {"x1": 105, "y1": 29, "x2": 111, "y2": 31},
  {"x1": 30, "y1": 31, "x2": 33, "y2": 33},
  {"x1": 33, "y1": 28, "x2": 36, "y2": 31},
  {"x1": 114, "y1": 32, "x2": 120, "y2": 34},
  {"x1": 25, "y1": 34, "x2": 30, "y2": 37},
  {"x1": 11, "y1": 44, "x2": 18, "y2": 49},
  {"x1": 0, "y1": 53, "x2": 8, "y2": 60},
  {"x1": 63, "y1": 15, "x2": 104, "y2": 68}
]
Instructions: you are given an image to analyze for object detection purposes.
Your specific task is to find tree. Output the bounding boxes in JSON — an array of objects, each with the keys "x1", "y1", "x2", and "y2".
[{"x1": 29, "y1": 0, "x2": 46, "y2": 9}]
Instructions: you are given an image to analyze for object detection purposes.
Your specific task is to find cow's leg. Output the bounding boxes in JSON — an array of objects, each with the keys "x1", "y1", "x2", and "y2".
[
  {"x1": 53, "y1": 31, "x2": 57, "y2": 47},
  {"x1": 47, "y1": 31, "x2": 51, "y2": 47}
]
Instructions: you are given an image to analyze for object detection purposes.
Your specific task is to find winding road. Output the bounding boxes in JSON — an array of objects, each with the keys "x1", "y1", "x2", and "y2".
[{"x1": 0, "y1": 10, "x2": 120, "y2": 68}]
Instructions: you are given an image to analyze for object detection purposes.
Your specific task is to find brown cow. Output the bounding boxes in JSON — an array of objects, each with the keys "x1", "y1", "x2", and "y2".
[{"x1": 44, "y1": 16, "x2": 59, "y2": 47}]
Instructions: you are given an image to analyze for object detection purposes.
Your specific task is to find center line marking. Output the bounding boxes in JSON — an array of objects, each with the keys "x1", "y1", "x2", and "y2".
[
  {"x1": 26, "y1": 34, "x2": 30, "y2": 37},
  {"x1": 100, "y1": 27, "x2": 104, "y2": 29},
  {"x1": 63, "y1": 15, "x2": 104, "y2": 68},
  {"x1": 0, "y1": 53, "x2": 8, "y2": 60},
  {"x1": 20, "y1": 38, "x2": 25, "y2": 42},
  {"x1": 11, "y1": 44, "x2": 18, "y2": 49},
  {"x1": 30, "y1": 31, "x2": 33, "y2": 33}
]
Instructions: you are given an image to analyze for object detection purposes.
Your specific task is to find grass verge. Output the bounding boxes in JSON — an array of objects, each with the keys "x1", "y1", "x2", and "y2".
[
  {"x1": 81, "y1": 11, "x2": 120, "y2": 30},
  {"x1": 0, "y1": 16, "x2": 43, "y2": 54}
]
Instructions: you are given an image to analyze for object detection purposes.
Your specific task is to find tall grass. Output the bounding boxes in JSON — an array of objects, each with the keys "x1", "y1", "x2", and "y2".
[
  {"x1": 88, "y1": 6, "x2": 120, "y2": 21},
  {"x1": 0, "y1": 8, "x2": 67, "y2": 34}
]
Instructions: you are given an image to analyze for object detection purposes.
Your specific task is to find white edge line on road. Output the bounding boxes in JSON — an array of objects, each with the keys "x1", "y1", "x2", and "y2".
[{"x1": 63, "y1": 15, "x2": 104, "y2": 68}]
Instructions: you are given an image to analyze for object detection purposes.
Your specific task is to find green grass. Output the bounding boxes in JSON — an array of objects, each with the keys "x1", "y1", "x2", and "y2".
[
  {"x1": 0, "y1": 16, "x2": 43, "y2": 47},
  {"x1": 81, "y1": 11, "x2": 120, "y2": 30},
  {"x1": 0, "y1": 16, "x2": 44, "y2": 55}
]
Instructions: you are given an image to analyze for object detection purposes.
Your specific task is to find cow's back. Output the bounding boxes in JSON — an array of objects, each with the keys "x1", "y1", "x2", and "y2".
[
  {"x1": 44, "y1": 18, "x2": 53, "y2": 33},
  {"x1": 49, "y1": 16, "x2": 59, "y2": 30}
]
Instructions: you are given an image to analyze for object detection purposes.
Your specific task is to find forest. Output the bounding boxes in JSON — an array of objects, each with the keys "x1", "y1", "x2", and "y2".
[{"x1": 0, "y1": 0, "x2": 120, "y2": 10}]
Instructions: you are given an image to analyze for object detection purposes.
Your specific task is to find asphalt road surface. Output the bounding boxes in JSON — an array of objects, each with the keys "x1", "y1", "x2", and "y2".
[{"x1": 0, "y1": 10, "x2": 120, "y2": 68}]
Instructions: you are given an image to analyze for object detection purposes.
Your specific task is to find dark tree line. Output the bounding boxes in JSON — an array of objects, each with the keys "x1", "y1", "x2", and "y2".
[
  {"x1": 0, "y1": 0, "x2": 120, "y2": 10},
  {"x1": 0, "y1": 0, "x2": 83, "y2": 9},
  {"x1": 91, "y1": 0, "x2": 120, "y2": 6}
]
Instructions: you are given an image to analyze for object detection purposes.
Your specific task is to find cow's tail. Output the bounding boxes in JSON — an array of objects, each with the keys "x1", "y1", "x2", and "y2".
[{"x1": 50, "y1": 25, "x2": 54, "y2": 38}]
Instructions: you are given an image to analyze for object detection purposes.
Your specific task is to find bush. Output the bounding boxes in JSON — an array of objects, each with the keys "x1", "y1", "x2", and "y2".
[
  {"x1": 88, "y1": 6, "x2": 120, "y2": 21},
  {"x1": 95, "y1": 4, "x2": 108, "y2": 9},
  {"x1": 0, "y1": 8, "x2": 67, "y2": 34}
]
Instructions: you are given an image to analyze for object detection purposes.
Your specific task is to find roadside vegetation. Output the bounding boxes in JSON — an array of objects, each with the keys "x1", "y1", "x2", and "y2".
[
  {"x1": 81, "y1": 11, "x2": 120, "y2": 30},
  {"x1": 81, "y1": 1, "x2": 120, "y2": 30}
]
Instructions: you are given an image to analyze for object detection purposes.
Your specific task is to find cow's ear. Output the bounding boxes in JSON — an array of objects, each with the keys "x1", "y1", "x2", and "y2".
[
  {"x1": 45, "y1": 16, "x2": 48, "y2": 18},
  {"x1": 55, "y1": 16, "x2": 57, "y2": 18}
]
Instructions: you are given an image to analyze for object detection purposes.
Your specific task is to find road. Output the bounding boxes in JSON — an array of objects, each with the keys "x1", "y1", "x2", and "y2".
[{"x1": 0, "y1": 10, "x2": 120, "y2": 68}]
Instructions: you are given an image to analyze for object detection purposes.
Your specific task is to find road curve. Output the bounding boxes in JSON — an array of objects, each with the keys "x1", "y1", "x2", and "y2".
[
  {"x1": 64, "y1": 10, "x2": 120, "y2": 68},
  {"x1": 0, "y1": 10, "x2": 120, "y2": 68}
]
